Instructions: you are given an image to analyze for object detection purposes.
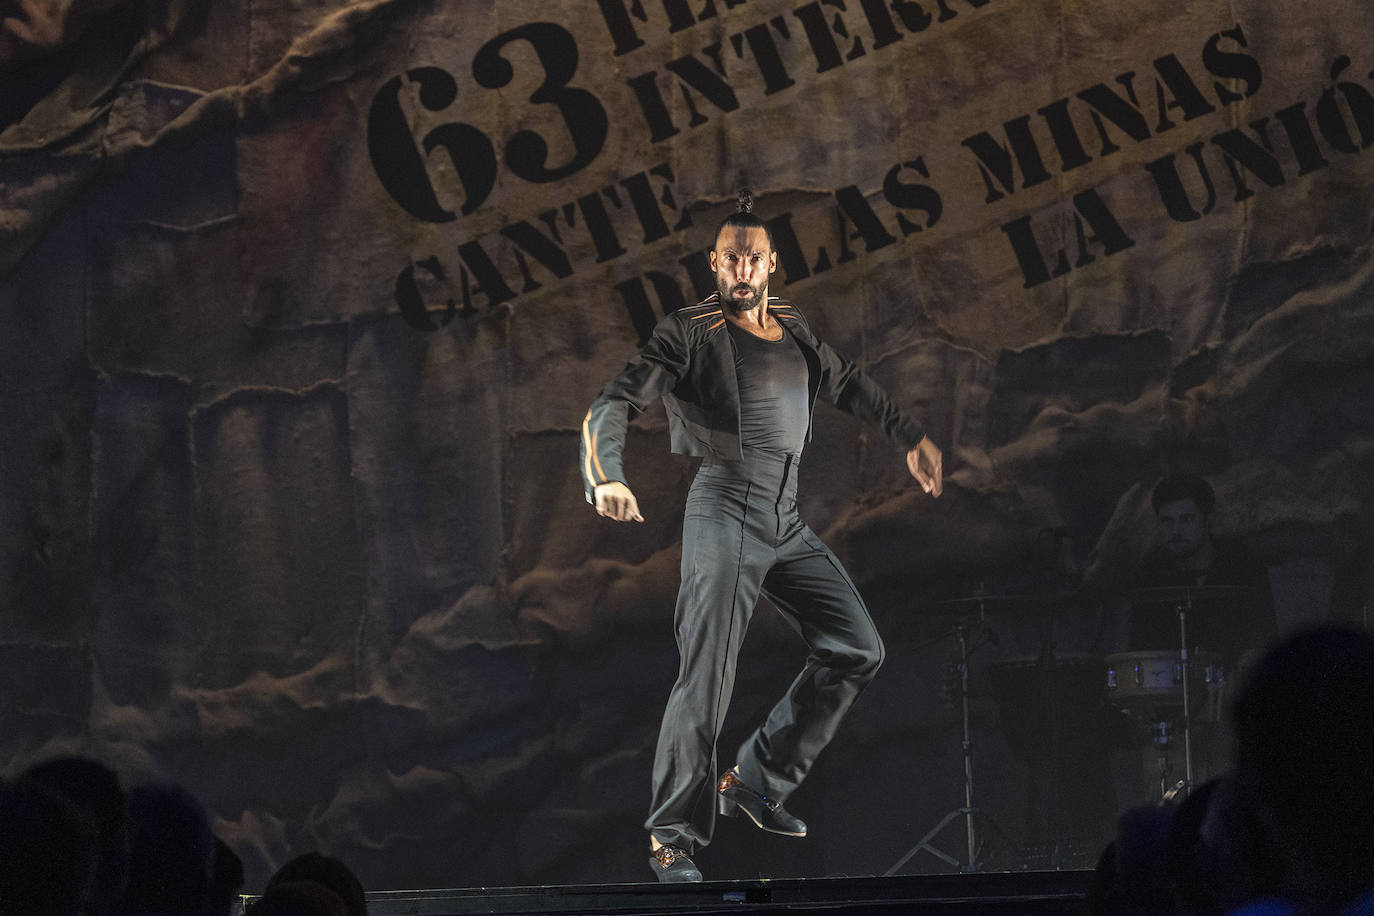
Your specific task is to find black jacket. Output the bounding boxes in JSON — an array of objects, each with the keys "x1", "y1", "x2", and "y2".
[{"x1": 580, "y1": 293, "x2": 925, "y2": 502}]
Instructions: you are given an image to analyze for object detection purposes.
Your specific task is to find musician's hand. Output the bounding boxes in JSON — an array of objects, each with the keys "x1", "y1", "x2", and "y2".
[
  {"x1": 594, "y1": 481, "x2": 644, "y2": 522},
  {"x1": 906, "y1": 435, "x2": 943, "y2": 497}
]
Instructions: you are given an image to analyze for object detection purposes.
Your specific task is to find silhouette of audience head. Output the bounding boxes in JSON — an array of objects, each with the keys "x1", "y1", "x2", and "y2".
[
  {"x1": 23, "y1": 756, "x2": 130, "y2": 915},
  {"x1": 263, "y1": 853, "x2": 368, "y2": 916},
  {"x1": 1229, "y1": 623, "x2": 1374, "y2": 909},
  {"x1": 0, "y1": 775, "x2": 99, "y2": 916},
  {"x1": 0, "y1": 756, "x2": 361, "y2": 916}
]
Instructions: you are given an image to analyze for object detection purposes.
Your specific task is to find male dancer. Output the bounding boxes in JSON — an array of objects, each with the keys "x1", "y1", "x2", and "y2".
[{"x1": 580, "y1": 191, "x2": 943, "y2": 882}]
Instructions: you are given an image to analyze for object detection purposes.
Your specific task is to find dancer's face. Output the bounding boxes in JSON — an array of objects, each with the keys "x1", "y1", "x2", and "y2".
[{"x1": 710, "y1": 226, "x2": 776, "y2": 313}]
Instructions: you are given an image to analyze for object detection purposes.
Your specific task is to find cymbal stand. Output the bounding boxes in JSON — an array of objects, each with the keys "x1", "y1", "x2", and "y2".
[
  {"x1": 1176, "y1": 593, "x2": 1194, "y2": 799},
  {"x1": 886, "y1": 604, "x2": 1019, "y2": 874}
]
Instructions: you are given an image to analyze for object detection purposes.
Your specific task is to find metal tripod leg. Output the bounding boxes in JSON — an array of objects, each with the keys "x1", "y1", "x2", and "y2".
[
  {"x1": 1177, "y1": 599, "x2": 1194, "y2": 800},
  {"x1": 886, "y1": 617, "x2": 1021, "y2": 874},
  {"x1": 885, "y1": 808, "x2": 965, "y2": 873}
]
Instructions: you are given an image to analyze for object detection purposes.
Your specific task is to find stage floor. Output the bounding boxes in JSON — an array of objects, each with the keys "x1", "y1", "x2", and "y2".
[{"x1": 349, "y1": 871, "x2": 1095, "y2": 915}]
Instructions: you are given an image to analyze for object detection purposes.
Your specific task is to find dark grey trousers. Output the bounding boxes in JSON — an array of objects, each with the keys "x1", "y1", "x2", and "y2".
[{"x1": 645, "y1": 449, "x2": 885, "y2": 854}]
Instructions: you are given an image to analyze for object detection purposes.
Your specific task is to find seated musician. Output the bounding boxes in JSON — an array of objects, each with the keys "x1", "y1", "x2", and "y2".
[{"x1": 1129, "y1": 473, "x2": 1276, "y2": 667}]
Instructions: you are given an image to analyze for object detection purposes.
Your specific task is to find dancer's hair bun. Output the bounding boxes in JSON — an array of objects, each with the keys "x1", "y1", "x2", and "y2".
[{"x1": 737, "y1": 188, "x2": 754, "y2": 214}]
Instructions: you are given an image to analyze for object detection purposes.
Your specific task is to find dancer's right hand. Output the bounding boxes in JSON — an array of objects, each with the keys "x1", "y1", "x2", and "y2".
[{"x1": 594, "y1": 481, "x2": 644, "y2": 522}]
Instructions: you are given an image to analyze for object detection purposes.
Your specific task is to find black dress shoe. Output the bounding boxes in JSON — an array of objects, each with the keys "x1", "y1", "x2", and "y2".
[
  {"x1": 649, "y1": 845, "x2": 703, "y2": 883},
  {"x1": 717, "y1": 768, "x2": 807, "y2": 837}
]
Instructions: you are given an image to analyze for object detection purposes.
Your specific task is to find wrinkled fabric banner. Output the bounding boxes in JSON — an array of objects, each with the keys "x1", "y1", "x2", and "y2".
[{"x1": 2, "y1": 0, "x2": 1373, "y2": 891}]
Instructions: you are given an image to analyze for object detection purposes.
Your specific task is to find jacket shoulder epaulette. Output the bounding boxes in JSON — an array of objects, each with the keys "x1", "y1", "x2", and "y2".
[
  {"x1": 673, "y1": 295, "x2": 727, "y2": 337},
  {"x1": 768, "y1": 298, "x2": 803, "y2": 317}
]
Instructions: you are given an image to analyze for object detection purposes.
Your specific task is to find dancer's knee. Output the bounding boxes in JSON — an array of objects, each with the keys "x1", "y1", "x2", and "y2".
[
  {"x1": 837, "y1": 629, "x2": 884, "y2": 679},
  {"x1": 862, "y1": 632, "x2": 886, "y2": 676}
]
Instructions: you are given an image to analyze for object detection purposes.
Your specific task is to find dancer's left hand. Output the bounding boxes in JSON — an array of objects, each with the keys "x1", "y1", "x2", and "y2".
[{"x1": 906, "y1": 436, "x2": 943, "y2": 497}]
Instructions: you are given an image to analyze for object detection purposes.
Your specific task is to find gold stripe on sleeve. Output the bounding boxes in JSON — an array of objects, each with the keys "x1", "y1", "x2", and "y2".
[
  {"x1": 582, "y1": 410, "x2": 599, "y2": 485},
  {"x1": 590, "y1": 429, "x2": 607, "y2": 482}
]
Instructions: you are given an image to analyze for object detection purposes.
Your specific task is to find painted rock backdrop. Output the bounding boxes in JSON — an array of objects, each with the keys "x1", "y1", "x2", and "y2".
[{"x1": 3, "y1": 0, "x2": 1373, "y2": 892}]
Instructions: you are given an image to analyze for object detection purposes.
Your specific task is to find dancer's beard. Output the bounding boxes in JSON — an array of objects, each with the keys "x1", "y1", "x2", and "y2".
[{"x1": 719, "y1": 279, "x2": 764, "y2": 312}]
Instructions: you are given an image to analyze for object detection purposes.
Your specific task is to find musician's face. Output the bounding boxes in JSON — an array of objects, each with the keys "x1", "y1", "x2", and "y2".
[{"x1": 1157, "y1": 498, "x2": 1208, "y2": 560}]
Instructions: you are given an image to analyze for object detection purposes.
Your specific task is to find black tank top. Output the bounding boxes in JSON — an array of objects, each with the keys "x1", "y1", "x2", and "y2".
[{"x1": 727, "y1": 320, "x2": 809, "y2": 455}]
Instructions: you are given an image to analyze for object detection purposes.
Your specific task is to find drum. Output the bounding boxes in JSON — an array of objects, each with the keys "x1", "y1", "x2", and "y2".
[{"x1": 1104, "y1": 650, "x2": 1223, "y2": 717}]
